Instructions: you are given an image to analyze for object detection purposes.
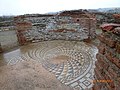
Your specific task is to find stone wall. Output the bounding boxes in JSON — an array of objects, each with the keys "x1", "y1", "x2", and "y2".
[
  {"x1": 14, "y1": 12, "x2": 96, "y2": 45},
  {"x1": 92, "y1": 24, "x2": 120, "y2": 90}
]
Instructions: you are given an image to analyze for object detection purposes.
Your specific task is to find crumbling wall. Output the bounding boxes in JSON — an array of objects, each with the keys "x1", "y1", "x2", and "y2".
[
  {"x1": 15, "y1": 21, "x2": 32, "y2": 45},
  {"x1": 93, "y1": 24, "x2": 120, "y2": 90},
  {"x1": 15, "y1": 12, "x2": 96, "y2": 45}
]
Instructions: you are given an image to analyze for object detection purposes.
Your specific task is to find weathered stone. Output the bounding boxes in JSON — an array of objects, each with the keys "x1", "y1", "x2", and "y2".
[
  {"x1": 93, "y1": 23, "x2": 120, "y2": 90},
  {"x1": 14, "y1": 12, "x2": 96, "y2": 45}
]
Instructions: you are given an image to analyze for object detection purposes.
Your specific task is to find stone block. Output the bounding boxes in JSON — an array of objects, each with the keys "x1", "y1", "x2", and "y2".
[
  {"x1": 108, "y1": 81, "x2": 115, "y2": 89},
  {"x1": 112, "y1": 57, "x2": 120, "y2": 69},
  {"x1": 96, "y1": 53, "x2": 109, "y2": 70},
  {"x1": 98, "y1": 34, "x2": 116, "y2": 48},
  {"x1": 108, "y1": 67, "x2": 118, "y2": 79},
  {"x1": 105, "y1": 53, "x2": 113, "y2": 63},
  {"x1": 98, "y1": 43, "x2": 106, "y2": 54},
  {"x1": 105, "y1": 38, "x2": 116, "y2": 48},
  {"x1": 98, "y1": 34, "x2": 105, "y2": 43},
  {"x1": 116, "y1": 42, "x2": 120, "y2": 54},
  {"x1": 92, "y1": 84, "x2": 100, "y2": 90}
]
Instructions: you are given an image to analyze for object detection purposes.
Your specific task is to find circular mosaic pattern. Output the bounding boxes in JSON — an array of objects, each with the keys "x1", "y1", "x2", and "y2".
[
  {"x1": 7, "y1": 41, "x2": 98, "y2": 90},
  {"x1": 42, "y1": 46, "x2": 92, "y2": 80}
]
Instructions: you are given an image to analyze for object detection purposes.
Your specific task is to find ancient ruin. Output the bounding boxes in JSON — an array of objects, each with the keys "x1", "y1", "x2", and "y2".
[
  {"x1": 0, "y1": 9, "x2": 120, "y2": 90},
  {"x1": 93, "y1": 23, "x2": 120, "y2": 90},
  {"x1": 14, "y1": 10, "x2": 96, "y2": 45}
]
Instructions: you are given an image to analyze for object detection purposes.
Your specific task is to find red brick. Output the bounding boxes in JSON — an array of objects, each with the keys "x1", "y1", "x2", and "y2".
[
  {"x1": 92, "y1": 84, "x2": 100, "y2": 90},
  {"x1": 96, "y1": 54, "x2": 109, "y2": 70},
  {"x1": 105, "y1": 38, "x2": 116, "y2": 48},
  {"x1": 98, "y1": 34, "x2": 105, "y2": 43},
  {"x1": 115, "y1": 78, "x2": 120, "y2": 90},
  {"x1": 94, "y1": 68, "x2": 100, "y2": 79},
  {"x1": 114, "y1": 84, "x2": 120, "y2": 90},
  {"x1": 94, "y1": 68, "x2": 103, "y2": 80},
  {"x1": 98, "y1": 43, "x2": 105, "y2": 54},
  {"x1": 116, "y1": 42, "x2": 120, "y2": 54},
  {"x1": 108, "y1": 67, "x2": 118, "y2": 79},
  {"x1": 101, "y1": 84, "x2": 110, "y2": 90},
  {"x1": 95, "y1": 61, "x2": 103, "y2": 70},
  {"x1": 106, "y1": 83, "x2": 114, "y2": 90},
  {"x1": 96, "y1": 30, "x2": 120, "y2": 90},
  {"x1": 105, "y1": 53, "x2": 113, "y2": 63},
  {"x1": 106, "y1": 52, "x2": 120, "y2": 68},
  {"x1": 104, "y1": 73, "x2": 111, "y2": 81},
  {"x1": 117, "y1": 77, "x2": 120, "y2": 84},
  {"x1": 101, "y1": 62, "x2": 109, "y2": 70},
  {"x1": 112, "y1": 57, "x2": 120, "y2": 69},
  {"x1": 105, "y1": 46, "x2": 116, "y2": 57},
  {"x1": 108, "y1": 81, "x2": 115, "y2": 89},
  {"x1": 98, "y1": 34, "x2": 116, "y2": 47}
]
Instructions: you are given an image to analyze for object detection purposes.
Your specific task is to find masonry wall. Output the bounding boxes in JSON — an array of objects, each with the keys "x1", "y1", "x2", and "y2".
[
  {"x1": 93, "y1": 30, "x2": 120, "y2": 90},
  {"x1": 15, "y1": 13, "x2": 96, "y2": 45}
]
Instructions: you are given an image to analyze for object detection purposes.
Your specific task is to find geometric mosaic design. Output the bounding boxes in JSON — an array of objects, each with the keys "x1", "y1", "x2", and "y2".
[{"x1": 6, "y1": 40, "x2": 98, "y2": 90}]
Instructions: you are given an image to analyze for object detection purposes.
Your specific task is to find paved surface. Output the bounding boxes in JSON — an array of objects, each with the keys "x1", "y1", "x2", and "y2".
[{"x1": 0, "y1": 40, "x2": 98, "y2": 90}]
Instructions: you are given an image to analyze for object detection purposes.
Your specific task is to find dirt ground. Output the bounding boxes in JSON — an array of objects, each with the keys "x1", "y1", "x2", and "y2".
[
  {"x1": 0, "y1": 60, "x2": 73, "y2": 90},
  {"x1": 0, "y1": 40, "x2": 97, "y2": 90}
]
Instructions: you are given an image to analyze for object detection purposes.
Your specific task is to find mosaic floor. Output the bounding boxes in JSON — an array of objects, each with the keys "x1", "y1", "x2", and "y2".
[{"x1": 1, "y1": 40, "x2": 98, "y2": 90}]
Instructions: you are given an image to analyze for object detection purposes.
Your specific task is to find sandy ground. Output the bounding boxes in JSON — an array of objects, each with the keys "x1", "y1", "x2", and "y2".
[{"x1": 0, "y1": 60, "x2": 73, "y2": 90}]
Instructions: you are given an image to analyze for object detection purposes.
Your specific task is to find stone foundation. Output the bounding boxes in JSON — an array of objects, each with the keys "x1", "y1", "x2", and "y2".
[
  {"x1": 14, "y1": 11, "x2": 96, "y2": 45},
  {"x1": 92, "y1": 24, "x2": 120, "y2": 90}
]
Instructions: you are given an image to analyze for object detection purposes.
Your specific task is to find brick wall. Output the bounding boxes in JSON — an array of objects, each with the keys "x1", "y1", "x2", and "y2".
[
  {"x1": 16, "y1": 21, "x2": 32, "y2": 45},
  {"x1": 92, "y1": 24, "x2": 120, "y2": 90}
]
